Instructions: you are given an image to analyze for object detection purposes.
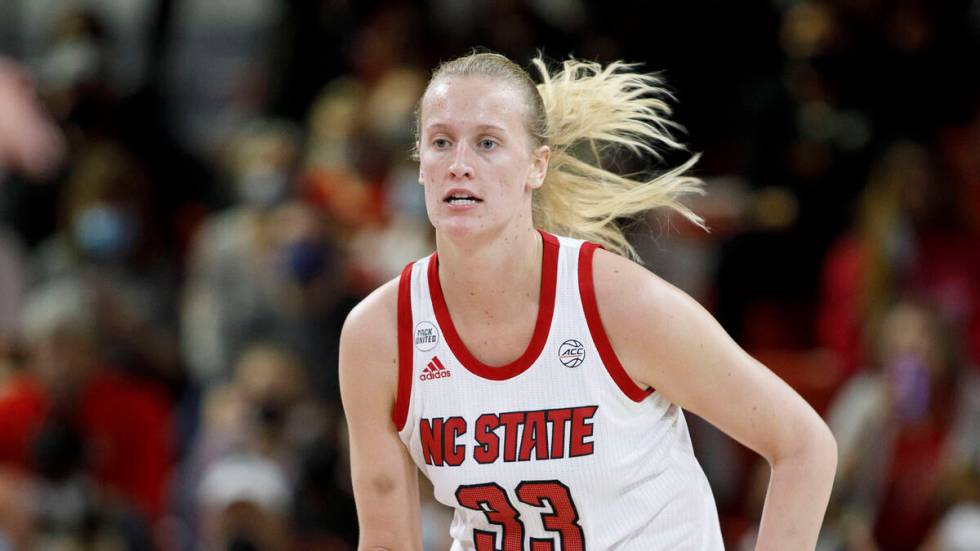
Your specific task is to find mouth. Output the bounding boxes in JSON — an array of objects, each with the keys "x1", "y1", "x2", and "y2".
[{"x1": 443, "y1": 189, "x2": 483, "y2": 205}]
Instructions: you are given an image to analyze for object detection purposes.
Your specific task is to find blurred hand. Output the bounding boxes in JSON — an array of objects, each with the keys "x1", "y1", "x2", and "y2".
[{"x1": 0, "y1": 58, "x2": 66, "y2": 180}]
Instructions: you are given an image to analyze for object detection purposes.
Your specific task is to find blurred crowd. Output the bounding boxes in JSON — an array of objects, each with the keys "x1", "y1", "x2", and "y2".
[{"x1": 0, "y1": 1, "x2": 977, "y2": 550}]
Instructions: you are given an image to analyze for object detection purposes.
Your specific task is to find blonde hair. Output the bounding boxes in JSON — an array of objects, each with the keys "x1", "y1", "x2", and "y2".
[{"x1": 420, "y1": 51, "x2": 706, "y2": 259}]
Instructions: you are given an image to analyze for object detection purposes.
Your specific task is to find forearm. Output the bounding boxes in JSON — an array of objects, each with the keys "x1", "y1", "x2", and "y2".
[
  {"x1": 755, "y1": 423, "x2": 838, "y2": 550},
  {"x1": 351, "y1": 466, "x2": 424, "y2": 551},
  {"x1": 356, "y1": 517, "x2": 423, "y2": 551}
]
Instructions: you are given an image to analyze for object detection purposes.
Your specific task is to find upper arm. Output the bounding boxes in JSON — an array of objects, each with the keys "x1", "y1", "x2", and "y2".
[
  {"x1": 591, "y1": 249, "x2": 836, "y2": 464},
  {"x1": 339, "y1": 280, "x2": 422, "y2": 549}
]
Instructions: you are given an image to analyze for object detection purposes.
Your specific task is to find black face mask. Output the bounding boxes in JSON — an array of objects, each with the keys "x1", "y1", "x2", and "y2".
[
  {"x1": 226, "y1": 534, "x2": 262, "y2": 551},
  {"x1": 32, "y1": 417, "x2": 85, "y2": 481},
  {"x1": 255, "y1": 398, "x2": 288, "y2": 430},
  {"x1": 279, "y1": 239, "x2": 333, "y2": 284}
]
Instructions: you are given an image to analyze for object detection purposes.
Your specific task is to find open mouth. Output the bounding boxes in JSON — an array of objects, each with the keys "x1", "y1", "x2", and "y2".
[{"x1": 443, "y1": 192, "x2": 483, "y2": 205}]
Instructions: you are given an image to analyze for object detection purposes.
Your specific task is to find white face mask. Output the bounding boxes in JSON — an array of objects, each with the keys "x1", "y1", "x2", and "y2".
[
  {"x1": 236, "y1": 165, "x2": 289, "y2": 207},
  {"x1": 72, "y1": 203, "x2": 138, "y2": 260}
]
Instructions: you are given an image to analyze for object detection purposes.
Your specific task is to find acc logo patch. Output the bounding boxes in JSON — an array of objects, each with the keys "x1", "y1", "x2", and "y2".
[
  {"x1": 558, "y1": 339, "x2": 585, "y2": 368},
  {"x1": 415, "y1": 321, "x2": 439, "y2": 351}
]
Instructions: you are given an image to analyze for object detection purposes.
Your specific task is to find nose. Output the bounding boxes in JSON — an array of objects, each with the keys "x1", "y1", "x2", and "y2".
[{"x1": 448, "y1": 143, "x2": 473, "y2": 179}]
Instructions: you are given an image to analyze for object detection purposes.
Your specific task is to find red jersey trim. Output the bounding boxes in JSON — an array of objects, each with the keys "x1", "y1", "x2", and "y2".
[
  {"x1": 392, "y1": 261, "x2": 415, "y2": 430},
  {"x1": 428, "y1": 230, "x2": 560, "y2": 381},
  {"x1": 578, "y1": 242, "x2": 655, "y2": 402}
]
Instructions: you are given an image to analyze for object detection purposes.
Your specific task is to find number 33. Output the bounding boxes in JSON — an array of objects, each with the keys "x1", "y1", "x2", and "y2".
[{"x1": 455, "y1": 480, "x2": 585, "y2": 551}]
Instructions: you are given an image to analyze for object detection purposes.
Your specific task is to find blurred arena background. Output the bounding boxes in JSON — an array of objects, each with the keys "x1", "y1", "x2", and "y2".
[{"x1": 0, "y1": 1, "x2": 978, "y2": 550}]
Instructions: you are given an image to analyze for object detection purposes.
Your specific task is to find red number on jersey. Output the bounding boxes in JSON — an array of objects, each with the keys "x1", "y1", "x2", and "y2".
[
  {"x1": 456, "y1": 483, "x2": 525, "y2": 551},
  {"x1": 516, "y1": 480, "x2": 585, "y2": 551},
  {"x1": 455, "y1": 480, "x2": 585, "y2": 551}
]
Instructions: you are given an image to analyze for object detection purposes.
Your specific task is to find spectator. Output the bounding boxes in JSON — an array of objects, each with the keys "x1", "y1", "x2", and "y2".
[
  {"x1": 183, "y1": 192, "x2": 355, "y2": 402},
  {"x1": 175, "y1": 342, "x2": 348, "y2": 547},
  {"x1": 29, "y1": 139, "x2": 181, "y2": 386},
  {"x1": 823, "y1": 299, "x2": 976, "y2": 550},
  {"x1": 0, "y1": 279, "x2": 174, "y2": 530},
  {"x1": 818, "y1": 141, "x2": 980, "y2": 378},
  {"x1": 197, "y1": 453, "x2": 292, "y2": 551}
]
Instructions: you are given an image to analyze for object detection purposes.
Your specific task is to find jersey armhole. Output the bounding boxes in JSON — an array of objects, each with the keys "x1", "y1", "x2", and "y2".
[
  {"x1": 391, "y1": 261, "x2": 415, "y2": 430},
  {"x1": 578, "y1": 242, "x2": 655, "y2": 402}
]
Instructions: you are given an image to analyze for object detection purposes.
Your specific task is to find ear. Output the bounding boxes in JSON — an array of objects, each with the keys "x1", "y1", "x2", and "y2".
[{"x1": 526, "y1": 145, "x2": 551, "y2": 191}]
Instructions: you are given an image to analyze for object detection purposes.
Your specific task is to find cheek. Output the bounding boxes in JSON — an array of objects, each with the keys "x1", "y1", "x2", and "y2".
[
  {"x1": 421, "y1": 183, "x2": 440, "y2": 215},
  {"x1": 505, "y1": 163, "x2": 535, "y2": 198},
  {"x1": 418, "y1": 158, "x2": 437, "y2": 193},
  {"x1": 418, "y1": 176, "x2": 444, "y2": 222},
  {"x1": 418, "y1": 154, "x2": 434, "y2": 180},
  {"x1": 422, "y1": 183, "x2": 436, "y2": 214}
]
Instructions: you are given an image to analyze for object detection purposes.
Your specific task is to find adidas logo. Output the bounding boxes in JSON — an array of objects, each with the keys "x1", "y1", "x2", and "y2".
[{"x1": 419, "y1": 356, "x2": 451, "y2": 381}]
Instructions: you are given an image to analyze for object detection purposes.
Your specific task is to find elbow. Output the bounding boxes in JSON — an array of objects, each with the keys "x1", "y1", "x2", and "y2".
[
  {"x1": 812, "y1": 417, "x2": 838, "y2": 475},
  {"x1": 771, "y1": 413, "x2": 838, "y2": 477},
  {"x1": 803, "y1": 418, "x2": 839, "y2": 482}
]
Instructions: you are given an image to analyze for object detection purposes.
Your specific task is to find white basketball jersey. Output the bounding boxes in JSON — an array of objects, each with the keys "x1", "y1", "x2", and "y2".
[{"x1": 392, "y1": 231, "x2": 724, "y2": 550}]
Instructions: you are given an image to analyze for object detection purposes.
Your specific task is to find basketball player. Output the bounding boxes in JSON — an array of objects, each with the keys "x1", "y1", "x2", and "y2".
[{"x1": 339, "y1": 52, "x2": 837, "y2": 550}]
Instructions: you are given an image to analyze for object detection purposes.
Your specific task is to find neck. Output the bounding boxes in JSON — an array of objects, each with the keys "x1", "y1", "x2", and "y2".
[{"x1": 435, "y1": 223, "x2": 542, "y2": 318}]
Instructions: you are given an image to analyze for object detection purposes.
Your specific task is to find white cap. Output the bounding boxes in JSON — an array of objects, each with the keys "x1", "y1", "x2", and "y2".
[
  {"x1": 198, "y1": 454, "x2": 291, "y2": 515},
  {"x1": 936, "y1": 503, "x2": 980, "y2": 551}
]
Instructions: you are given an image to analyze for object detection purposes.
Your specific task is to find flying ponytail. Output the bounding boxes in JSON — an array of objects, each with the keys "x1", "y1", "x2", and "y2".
[
  {"x1": 421, "y1": 52, "x2": 706, "y2": 259},
  {"x1": 532, "y1": 57, "x2": 705, "y2": 258}
]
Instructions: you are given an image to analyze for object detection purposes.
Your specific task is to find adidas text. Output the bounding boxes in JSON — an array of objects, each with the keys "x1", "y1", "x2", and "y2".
[{"x1": 420, "y1": 370, "x2": 452, "y2": 381}]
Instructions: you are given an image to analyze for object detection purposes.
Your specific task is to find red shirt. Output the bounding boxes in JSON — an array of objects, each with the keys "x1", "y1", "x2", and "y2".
[{"x1": 0, "y1": 370, "x2": 173, "y2": 520}]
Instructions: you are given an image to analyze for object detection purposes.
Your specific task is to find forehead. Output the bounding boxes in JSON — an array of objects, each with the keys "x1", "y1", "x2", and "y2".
[{"x1": 420, "y1": 76, "x2": 527, "y2": 133}]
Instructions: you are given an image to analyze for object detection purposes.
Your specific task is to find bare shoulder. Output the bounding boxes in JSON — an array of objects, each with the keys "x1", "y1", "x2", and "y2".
[
  {"x1": 341, "y1": 275, "x2": 400, "y2": 345},
  {"x1": 339, "y1": 275, "x2": 401, "y2": 402},
  {"x1": 590, "y1": 247, "x2": 698, "y2": 337},
  {"x1": 589, "y1": 247, "x2": 713, "y2": 390},
  {"x1": 591, "y1": 247, "x2": 837, "y2": 499}
]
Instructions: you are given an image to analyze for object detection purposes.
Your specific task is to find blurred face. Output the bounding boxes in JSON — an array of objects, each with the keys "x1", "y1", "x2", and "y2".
[
  {"x1": 234, "y1": 133, "x2": 297, "y2": 208},
  {"x1": 30, "y1": 329, "x2": 98, "y2": 394},
  {"x1": 267, "y1": 201, "x2": 338, "y2": 287},
  {"x1": 877, "y1": 302, "x2": 948, "y2": 422},
  {"x1": 879, "y1": 302, "x2": 941, "y2": 375},
  {"x1": 417, "y1": 76, "x2": 549, "y2": 239},
  {"x1": 235, "y1": 347, "x2": 304, "y2": 405}
]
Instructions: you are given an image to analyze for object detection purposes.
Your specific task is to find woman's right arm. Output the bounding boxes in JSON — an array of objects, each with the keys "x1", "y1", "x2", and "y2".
[{"x1": 339, "y1": 279, "x2": 422, "y2": 551}]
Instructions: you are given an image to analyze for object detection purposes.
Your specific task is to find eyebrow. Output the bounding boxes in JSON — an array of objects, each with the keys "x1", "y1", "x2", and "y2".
[{"x1": 424, "y1": 122, "x2": 508, "y2": 134}]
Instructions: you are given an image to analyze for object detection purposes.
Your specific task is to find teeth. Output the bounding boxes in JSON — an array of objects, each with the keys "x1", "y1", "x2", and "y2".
[{"x1": 448, "y1": 198, "x2": 478, "y2": 205}]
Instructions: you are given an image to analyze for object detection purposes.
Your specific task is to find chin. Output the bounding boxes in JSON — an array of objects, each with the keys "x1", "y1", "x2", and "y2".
[{"x1": 434, "y1": 215, "x2": 498, "y2": 242}]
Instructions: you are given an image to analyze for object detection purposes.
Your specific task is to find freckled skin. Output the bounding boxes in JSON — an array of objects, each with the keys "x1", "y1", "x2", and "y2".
[
  {"x1": 343, "y1": 60, "x2": 836, "y2": 551},
  {"x1": 417, "y1": 77, "x2": 545, "y2": 242}
]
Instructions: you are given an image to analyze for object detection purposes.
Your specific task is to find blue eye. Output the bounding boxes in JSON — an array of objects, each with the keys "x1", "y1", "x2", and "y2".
[{"x1": 479, "y1": 139, "x2": 497, "y2": 150}]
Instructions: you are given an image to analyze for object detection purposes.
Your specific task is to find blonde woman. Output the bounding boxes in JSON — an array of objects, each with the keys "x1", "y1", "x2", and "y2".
[{"x1": 340, "y1": 51, "x2": 837, "y2": 550}]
